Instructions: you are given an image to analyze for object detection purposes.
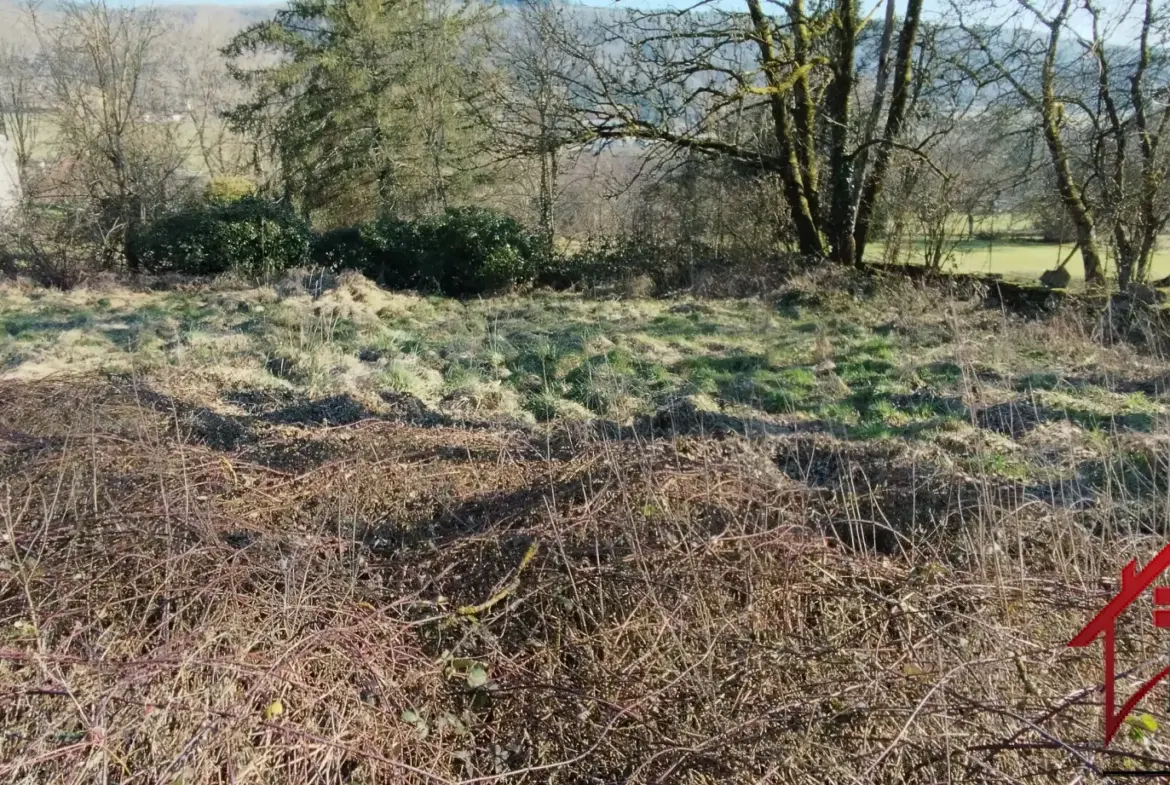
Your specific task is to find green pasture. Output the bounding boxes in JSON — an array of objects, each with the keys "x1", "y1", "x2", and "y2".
[{"x1": 870, "y1": 238, "x2": 1170, "y2": 283}]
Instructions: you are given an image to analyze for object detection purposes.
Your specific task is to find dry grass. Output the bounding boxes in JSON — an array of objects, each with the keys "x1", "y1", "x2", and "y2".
[
  {"x1": 1, "y1": 365, "x2": 1169, "y2": 783},
  {"x1": 3, "y1": 271, "x2": 1170, "y2": 781}
]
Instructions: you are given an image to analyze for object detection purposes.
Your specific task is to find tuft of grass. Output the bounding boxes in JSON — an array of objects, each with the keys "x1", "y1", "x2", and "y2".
[
  {"x1": 566, "y1": 358, "x2": 648, "y2": 419},
  {"x1": 379, "y1": 358, "x2": 440, "y2": 399},
  {"x1": 527, "y1": 388, "x2": 593, "y2": 421},
  {"x1": 441, "y1": 378, "x2": 529, "y2": 420}
]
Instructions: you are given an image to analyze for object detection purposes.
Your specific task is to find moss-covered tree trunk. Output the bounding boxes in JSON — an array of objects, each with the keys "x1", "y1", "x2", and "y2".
[
  {"x1": 1038, "y1": 1, "x2": 1105, "y2": 286},
  {"x1": 746, "y1": 0, "x2": 827, "y2": 259},
  {"x1": 537, "y1": 138, "x2": 557, "y2": 258}
]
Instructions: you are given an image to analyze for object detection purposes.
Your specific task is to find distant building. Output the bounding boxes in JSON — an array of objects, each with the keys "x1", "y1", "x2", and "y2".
[{"x1": 0, "y1": 136, "x2": 23, "y2": 217}]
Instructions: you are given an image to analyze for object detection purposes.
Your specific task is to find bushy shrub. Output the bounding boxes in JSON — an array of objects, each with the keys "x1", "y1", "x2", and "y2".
[
  {"x1": 363, "y1": 207, "x2": 539, "y2": 296},
  {"x1": 311, "y1": 226, "x2": 375, "y2": 272},
  {"x1": 538, "y1": 236, "x2": 689, "y2": 292},
  {"x1": 130, "y1": 197, "x2": 311, "y2": 277},
  {"x1": 0, "y1": 204, "x2": 107, "y2": 289}
]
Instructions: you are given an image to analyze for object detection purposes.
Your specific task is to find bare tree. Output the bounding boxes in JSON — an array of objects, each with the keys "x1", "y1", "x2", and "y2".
[
  {"x1": 1083, "y1": 0, "x2": 1170, "y2": 288},
  {"x1": 559, "y1": 0, "x2": 928, "y2": 267},
  {"x1": 29, "y1": 0, "x2": 192, "y2": 269},
  {"x1": 0, "y1": 44, "x2": 42, "y2": 183},
  {"x1": 472, "y1": 0, "x2": 588, "y2": 254},
  {"x1": 876, "y1": 25, "x2": 1034, "y2": 272},
  {"x1": 958, "y1": 0, "x2": 1170, "y2": 287},
  {"x1": 183, "y1": 43, "x2": 251, "y2": 181}
]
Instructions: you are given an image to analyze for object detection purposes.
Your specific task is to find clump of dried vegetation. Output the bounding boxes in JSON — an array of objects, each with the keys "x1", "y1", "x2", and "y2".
[{"x1": 3, "y1": 277, "x2": 1170, "y2": 783}]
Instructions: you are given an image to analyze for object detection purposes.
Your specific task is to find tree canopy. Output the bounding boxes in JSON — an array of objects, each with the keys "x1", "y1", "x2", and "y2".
[{"x1": 223, "y1": 0, "x2": 490, "y2": 225}]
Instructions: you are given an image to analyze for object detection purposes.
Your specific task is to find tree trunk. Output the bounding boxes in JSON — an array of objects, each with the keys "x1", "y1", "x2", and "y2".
[
  {"x1": 746, "y1": 0, "x2": 826, "y2": 258},
  {"x1": 826, "y1": 0, "x2": 857, "y2": 264},
  {"x1": 850, "y1": 0, "x2": 896, "y2": 218},
  {"x1": 1038, "y1": 6, "x2": 1105, "y2": 285},
  {"x1": 787, "y1": 0, "x2": 821, "y2": 225},
  {"x1": 776, "y1": 131, "x2": 827, "y2": 256},
  {"x1": 853, "y1": 0, "x2": 923, "y2": 262},
  {"x1": 1128, "y1": 0, "x2": 1160, "y2": 288},
  {"x1": 537, "y1": 141, "x2": 556, "y2": 257},
  {"x1": 1113, "y1": 224, "x2": 1138, "y2": 290},
  {"x1": 1116, "y1": 239, "x2": 1140, "y2": 292}
]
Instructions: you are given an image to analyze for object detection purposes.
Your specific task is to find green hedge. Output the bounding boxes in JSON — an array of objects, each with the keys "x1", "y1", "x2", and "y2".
[
  {"x1": 537, "y1": 236, "x2": 689, "y2": 291},
  {"x1": 311, "y1": 226, "x2": 374, "y2": 272},
  {"x1": 313, "y1": 207, "x2": 539, "y2": 296},
  {"x1": 135, "y1": 199, "x2": 696, "y2": 295},
  {"x1": 131, "y1": 197, "x2": 311, "y2": 277},
  {"x1": 376, "y1": 208, "x2": 538, "y2": 296}
]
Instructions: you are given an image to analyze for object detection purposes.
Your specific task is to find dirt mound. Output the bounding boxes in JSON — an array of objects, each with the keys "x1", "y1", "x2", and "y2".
[{"x1": 0, "y1": 376, "x2": 1163, "y2": 783}]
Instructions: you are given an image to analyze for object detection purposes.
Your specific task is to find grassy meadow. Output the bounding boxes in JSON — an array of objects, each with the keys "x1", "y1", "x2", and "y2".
[
  {"x1": 4, "y1": 269, "x2": 1170, "y2": 782},
  {"x1": 873, "y1": 238, "x2": 1170, "y2": 282},
  {"x1": 867, "y1": 212, "x2": 1170, "y2": 282},
  {"x1": 2, "y1": 269, "x2": 1167, "y2": 451}
]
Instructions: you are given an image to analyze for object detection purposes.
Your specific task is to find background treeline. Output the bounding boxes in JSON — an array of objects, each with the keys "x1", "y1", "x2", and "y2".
[{"x1": 1, "y1": 0, "x2": 1168, "y2": 294}]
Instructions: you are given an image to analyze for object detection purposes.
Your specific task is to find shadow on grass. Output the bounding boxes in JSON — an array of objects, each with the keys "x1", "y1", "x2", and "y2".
[
  {"x1": 132, "y1": 381, "x2": 522, "y2": 472},
  {"x1": 1042, "y1": 371, "x2": 1170, "y2": 399},
  {"x1": 976, "y1": 399, "x2": 1155, "y2": 437},
  {"x1": 772, "y1": 435, "x2": 1014, "y2": 553},
  {"x1": 2, "y1": 310, "x2": 96, "y2": 337},
  {"x1": 132, "y1": 386, "x2": 380, "y2": 470},
  {"x1": 2, "y1": 299, "x2": 227, "y2": 353},
  {"x1": 1025, "y1": 451, "x2": 1170, "y2": 520}
]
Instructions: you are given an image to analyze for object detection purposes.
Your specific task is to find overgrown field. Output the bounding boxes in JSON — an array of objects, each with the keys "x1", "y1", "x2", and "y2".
[{"x1": 3, "y1": 271, "x2": 1170, "y2": 782}]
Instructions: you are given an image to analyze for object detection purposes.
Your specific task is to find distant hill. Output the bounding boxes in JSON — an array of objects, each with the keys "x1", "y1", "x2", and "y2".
[{"x1": 0, "y1": 0, "x2": 280, "y2": 53}]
